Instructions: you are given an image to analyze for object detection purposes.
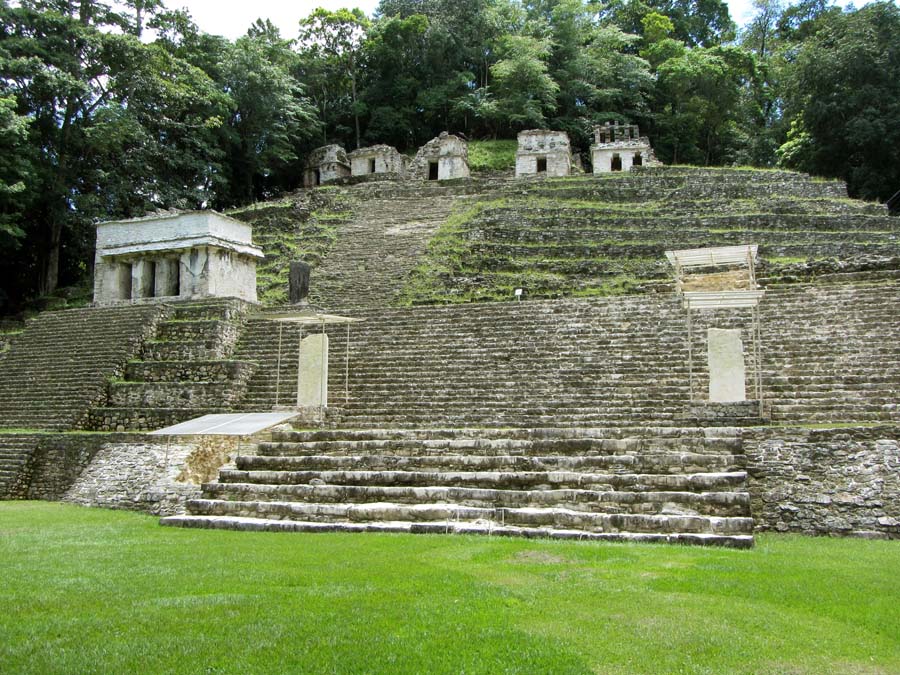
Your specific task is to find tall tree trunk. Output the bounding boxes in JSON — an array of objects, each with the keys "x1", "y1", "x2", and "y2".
[
  {"x1": 37, "y1": 219, "x2": 63, "y2": 297},
  {"x1": 351, "y1": 72, "x2": 360, "y2": 149}
]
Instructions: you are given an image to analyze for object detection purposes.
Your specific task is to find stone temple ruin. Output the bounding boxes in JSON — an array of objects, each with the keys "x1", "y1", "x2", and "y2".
[
  {"x1": 408, "y1": 132, "x2": 470, "y2": 181},
  {"x1": 348, "y1": 144, "x2": 409, "y2": 178},
  {"x1": 591, "y1": 121, "x2": 659, "y2": 173},
  {"x1": 515, "y1": 129, "x2": 572, "y2": 178},
  {"x1": 1, "y1": 145, "x2": 899, "y2": 548},
  {"x1": 93, "y1": 210, "x2": 264, "y2": 305},
  {"x1": 303, "y1": 144, "x2": 351, "y2": 187}
]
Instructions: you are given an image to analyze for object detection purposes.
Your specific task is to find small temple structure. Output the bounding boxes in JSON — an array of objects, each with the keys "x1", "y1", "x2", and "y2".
[
  {"x1": 591, "y1": 121, "x2": 659, "y2": 173},
  {"x1": 92, "y1": 210, "x2": 263, "y2": 305},
  {"x1": 348, "y1": 144, "x2": 409, "y2": 178},
  {"x1": 408, "y1": 132, "x2": 469, "y2": 181}
]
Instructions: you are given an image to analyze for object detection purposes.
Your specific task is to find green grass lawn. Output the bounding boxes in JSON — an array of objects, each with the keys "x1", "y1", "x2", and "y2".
[{"x1": 2, "y1": 502, "x2": 898, "y2": 674}]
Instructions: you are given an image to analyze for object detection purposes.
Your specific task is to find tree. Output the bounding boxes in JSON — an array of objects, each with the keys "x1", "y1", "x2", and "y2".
[
  {"x1": 297, "y1": 8, "x2": 369, "y2": 149},
  {"x1": 490, "y1": 34, "x2": 559, "y2": 129},
  {"x1": 653, "y1": 45, "x2": 755, "y2": 164},
  {"x1": 216, "y1": 28, "x2": 319, "y2": 206},
  {"x1": 0, "y1": 95, "x2": 32, "y2": 242},
  {"x1": 0, "y1": 0, "x2": 232, "y2": 301},
  {"x1": 778, "y1": 2, "x2": 900, "y2": 200}
]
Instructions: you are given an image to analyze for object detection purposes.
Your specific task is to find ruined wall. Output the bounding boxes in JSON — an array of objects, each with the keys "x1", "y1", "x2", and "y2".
[
  {"x1": 745, "y1": 426, "x2": 900, "y2": 538},
  {"x1": 592, "y1": 143, "x2": 653, "y2": 173},
  {"x1": 303, "y1": 144, "x2": 351, "y2": 187},
  {"x1": 63, "y1": 435, "x2": 242, "y2": 516}
]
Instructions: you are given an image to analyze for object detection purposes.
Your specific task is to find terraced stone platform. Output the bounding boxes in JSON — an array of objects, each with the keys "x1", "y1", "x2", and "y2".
[{"x1": 0, "y1": 305, "x2": 161, "y2": 430}]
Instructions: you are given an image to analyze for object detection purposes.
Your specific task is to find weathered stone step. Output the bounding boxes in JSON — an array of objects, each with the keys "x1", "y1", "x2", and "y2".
[
  {"x1": 270, "y1": 426, "x2": 739, "y2": 443},
  {"x1": 107, "y1": 381, "x2": 242, "y2": 408},
  {"x1": 160, "y1": 513, "x2": 754, "y2": 547},
  {"x1": 124, "y1": 360, "x2": 256, "y2": 383},
  {"x1": 225, "y1": 464, "x2": 748, "y2": 493},
  {"x1": 202, "y1": 481, "x2": 749, "y2": 517},
  {"x1": 258, "y1": 436, "x2": 742, "y2": 457},
  {"x1": 187, "y1": 497, "x2": 755, "y2": 534},
  {"x1": 240, "y1": 452, "x2": 745, "y2": 473}
]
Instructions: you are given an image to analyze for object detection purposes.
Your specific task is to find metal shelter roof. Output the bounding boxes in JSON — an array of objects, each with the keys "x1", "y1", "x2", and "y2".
[
  {"x1": 665, "y1": 245, "x2": 758, "y2": 269},
  {"x1": 248, "y1": 308, "x2": 363, "y2": 325},
  {"x1": 682, "y1": 290, "x2": 765, "y2": 310},
  {"x1": 149, "y1": 412, "x2": 297, "y2": 436}
]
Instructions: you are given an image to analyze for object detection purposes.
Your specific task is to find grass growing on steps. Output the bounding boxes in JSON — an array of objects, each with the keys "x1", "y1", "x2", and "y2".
[
  {"x1": 2, "y1": 502, "x2": 899, "y2": 675},
  {"x1": 468, "y1": 139, "x2": 518, "y2": 172},
  {"x1": 230, "y1": 193, "x2": 351, "y2": 306}
]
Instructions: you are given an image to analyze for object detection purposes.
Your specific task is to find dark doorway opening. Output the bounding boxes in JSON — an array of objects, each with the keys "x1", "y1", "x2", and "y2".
[
  {"x1": 428, "y1": 161, "x2": 439, "y2": 180},
  {"x1": 536, "y1": 157, "x2": 547, "y2": 173},
  {"x1": 611, "y1": 155, "x2": 622, "y2": 172},
  {"x1": 313, "y1": 169, "x2": 321, "y2": 186},
  {"x1": 369, "y1": 158, "x2": 376, "y2": 173},
  {"x1": 632, "y1": 153, "x2": 643, "y2": 167}
]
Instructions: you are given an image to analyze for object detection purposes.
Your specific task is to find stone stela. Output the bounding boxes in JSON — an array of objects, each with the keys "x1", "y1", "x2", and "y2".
[
  {"x1": 666, "y1": 245, "x2": 766, "y2": 416},
  {"x1": 707, "y1": 328, "x2": 746, "y2": 402}
]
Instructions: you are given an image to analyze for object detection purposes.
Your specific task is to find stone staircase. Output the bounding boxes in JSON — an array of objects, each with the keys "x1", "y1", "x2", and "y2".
[
  {"x1": 308, "y1": 182, "x2": 472, "y2": 311},
  {"x1": 87, "y1": 299, "x2": 257, "y2": 431},
  {"x1": 233, "y1": 280, "x2": 900, "y2": 429},
  {"x1": 0, "y1": 433, "x2": 40, "y2": 498},
  {"x1": 162, "y1": 425, "x2": 754, "y2": 548},
  {"x1": 0, "y1": 305, "x2": 161, "y2": 430}
]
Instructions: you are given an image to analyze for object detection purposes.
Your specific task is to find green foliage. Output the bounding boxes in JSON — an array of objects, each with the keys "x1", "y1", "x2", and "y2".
[
  {"x1": 777, "y1": 2, "x2": 900, "y2": 200},
  {"x1": 490, "y1": 35, "x2": 558, "y2": 129},
  {"x1": 2, "y1": 503, "x2": 900, "y2": 674},
  {"x1": 468, "y1": 140, "x2": 518, "y2": 171}
]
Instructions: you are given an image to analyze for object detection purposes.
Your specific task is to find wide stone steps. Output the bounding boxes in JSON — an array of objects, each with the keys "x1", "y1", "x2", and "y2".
[
  {"x1": 84, "y1": 300, "x2": 255, "y2": 432},
  {"x1": 162, "y1": 425, "x2": 752, "y2": 547},
  {"x1": 179, "y1": 498, "x2": 752, "y2": 532},
  {"x1": 195, "y1": 482, "x2": 748, "y2": 518}
]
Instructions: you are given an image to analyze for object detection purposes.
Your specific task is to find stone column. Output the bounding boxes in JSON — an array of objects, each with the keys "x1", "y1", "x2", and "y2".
[
  {"x1": 708, "y1": 328, "x2": 746, "y2": 402},
  {"x1": 132, "y1": 259, "x2": 156, "y2": 299},
  {"x1": 155, "y1": 258, "x2": 180, "y2": 297}
]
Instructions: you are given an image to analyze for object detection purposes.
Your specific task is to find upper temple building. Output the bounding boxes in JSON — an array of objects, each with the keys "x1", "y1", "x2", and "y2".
[
  {"x1": 590, "y1": 121, "x2": 660, "y2": 173},
  {"x1": 92, "y1": 210, "x2": 264, "y2": 305}
]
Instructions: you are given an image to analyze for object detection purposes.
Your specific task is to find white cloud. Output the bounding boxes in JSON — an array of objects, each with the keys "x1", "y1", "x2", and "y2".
[
  {"x1": 172, "y1": 0, "x2": 853, "y2": 42},
  {"x1": 172, "y1": 0, "x2": 381, "y2": 40}
]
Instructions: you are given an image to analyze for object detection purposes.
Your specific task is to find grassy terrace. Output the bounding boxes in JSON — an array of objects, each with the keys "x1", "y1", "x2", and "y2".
[
  {"x1": 2, "y1": 502, "x2": 898, "y2": 674},
  {"x1": 398, "y1": 176, "x2": 898, "y2": 304}
]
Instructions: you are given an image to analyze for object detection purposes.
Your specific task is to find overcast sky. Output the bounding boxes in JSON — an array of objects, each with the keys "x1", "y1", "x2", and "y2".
[{"x1": 171, "y1": 0, "x2": 760, "y2": 41}]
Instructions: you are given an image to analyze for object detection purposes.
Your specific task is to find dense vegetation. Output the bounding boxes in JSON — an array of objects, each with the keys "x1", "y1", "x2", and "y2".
[
  {"x1": 2, "y1": 502, "x2": 899, "y2": 674},
  {"x1": 1, "y1": 0, "x2": 898, "y2": 312}
]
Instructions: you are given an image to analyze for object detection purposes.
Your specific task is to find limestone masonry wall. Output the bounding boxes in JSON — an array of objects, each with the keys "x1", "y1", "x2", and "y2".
[
  {"x1": 63, "y1": 435, "x2": 241, "y2": 515},
  {"x1": 745, "y1": 426, "x2": 900, "y2": 538}
]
